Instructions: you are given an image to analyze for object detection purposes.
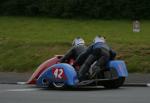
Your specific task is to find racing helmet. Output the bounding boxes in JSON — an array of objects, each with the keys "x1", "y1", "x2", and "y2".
[
  {"x1": 72, "y1": 37, "x2": 85, "y2": 46},
  {"x1": 93, "y1": 35, "x2": 105, "y2": 43}
]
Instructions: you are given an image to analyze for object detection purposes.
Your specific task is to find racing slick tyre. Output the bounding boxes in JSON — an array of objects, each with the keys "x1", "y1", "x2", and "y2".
[
  {"x1": 47, "y1": 82, "x2": 65, "y2": 89},
  {"x1": 48, "y1": 82, "x2": 74, "y2": 89},
  {"x1": 52, "y1": 82, "x2": 65, "y2": 88},
  {"x1": 102, "y1": 77, "x2": 125, "y2": 89}
]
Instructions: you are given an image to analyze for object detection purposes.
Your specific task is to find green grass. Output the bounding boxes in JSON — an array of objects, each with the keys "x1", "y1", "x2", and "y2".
[{"x1": 0, "y1": 16, "x2": 150, "y2": 72}]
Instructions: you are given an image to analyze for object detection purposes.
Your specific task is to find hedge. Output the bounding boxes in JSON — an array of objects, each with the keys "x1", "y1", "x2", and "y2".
[{"x1": 0, "y1": 0, "x2": 150, "y2": 19}]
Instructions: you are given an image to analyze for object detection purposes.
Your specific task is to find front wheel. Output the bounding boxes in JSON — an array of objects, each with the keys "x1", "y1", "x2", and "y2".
[
  {"x1": 52, "y1": 82, "x2": 65, "y2": 88},
  {"x1": 102, "y1": 77, "x2": 125, "y2": 89}
]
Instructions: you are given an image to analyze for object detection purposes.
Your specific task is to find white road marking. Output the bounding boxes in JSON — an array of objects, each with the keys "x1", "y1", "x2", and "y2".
[
  {"x1": 17, "y1": 82, "x2": 27, "y2": 85},
  {"x1": 6, "y1": 88, "x2": 39, "y2": 92},
  {"x1": 147, "y1": 83, "x2": 150, "y2": 87}
]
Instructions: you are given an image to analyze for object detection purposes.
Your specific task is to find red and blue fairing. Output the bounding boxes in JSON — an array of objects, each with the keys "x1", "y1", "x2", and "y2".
[
  {"x1": 27, "y1": 55, "x2": 128, "y2": 88},
  {"x1": 27, "y1": 56, "x2": 62, "y2": 84},
  {"x1": 36, "y1": 63, "x2": 79, "y2": 87}
]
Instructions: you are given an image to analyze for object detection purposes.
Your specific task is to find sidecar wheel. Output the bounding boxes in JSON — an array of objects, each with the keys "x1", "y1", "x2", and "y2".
[{"x1": 52, "y1": 82, "x2": 65, "y2": 88}]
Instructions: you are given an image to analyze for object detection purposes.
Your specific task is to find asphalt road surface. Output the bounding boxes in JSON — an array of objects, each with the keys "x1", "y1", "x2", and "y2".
[
  {"x1": 0, "y1": 72, "x2": 150, "y2": 84},
  {"x1": 0, "y1": 72, "x2": 150, "y2": 103},
  {"x1": 0, "y1": 84, "x2": 150, "y2": 103}
]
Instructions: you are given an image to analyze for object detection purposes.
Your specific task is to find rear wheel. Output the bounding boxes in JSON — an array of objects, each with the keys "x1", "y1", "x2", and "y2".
[{"x1": 102, "y1": 77, "x2": 125, "y2": 89}]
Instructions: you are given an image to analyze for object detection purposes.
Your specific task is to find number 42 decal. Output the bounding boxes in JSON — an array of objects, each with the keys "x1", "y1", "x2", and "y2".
[{"x1": 52, "y1": 68, "x2": 66, "y2": 79}]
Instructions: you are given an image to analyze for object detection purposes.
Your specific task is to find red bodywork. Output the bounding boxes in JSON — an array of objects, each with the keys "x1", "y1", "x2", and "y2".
[{"x1": 27, "y1": 55, "x2": 62, "y2": 84}]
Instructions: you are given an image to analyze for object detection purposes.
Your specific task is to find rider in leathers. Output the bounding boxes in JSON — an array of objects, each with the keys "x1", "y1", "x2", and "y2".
[
  {"x1": 60, "y1": 37, "x2": 87, "y2": 67},
  {"x1": 75, "y1": 36, "x2": 116, "y2": 81}
]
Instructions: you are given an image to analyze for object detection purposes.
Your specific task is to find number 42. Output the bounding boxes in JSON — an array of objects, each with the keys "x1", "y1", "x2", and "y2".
[{"x1": 53, "y1": 68, "x2": 64, "y2": 79}]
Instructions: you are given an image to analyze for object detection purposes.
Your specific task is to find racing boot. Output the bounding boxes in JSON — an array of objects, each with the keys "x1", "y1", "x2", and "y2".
[
  {"x1": 78, "y1": 55, "x2": 96, "y2": 81},
  {"x1": 90, "y1": 65, "x2": 101, "y2": 79}
]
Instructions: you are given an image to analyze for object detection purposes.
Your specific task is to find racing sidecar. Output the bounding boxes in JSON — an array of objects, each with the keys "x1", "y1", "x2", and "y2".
[{"x1": 27, "y1": 55, "x2": 128, "y2": 89}]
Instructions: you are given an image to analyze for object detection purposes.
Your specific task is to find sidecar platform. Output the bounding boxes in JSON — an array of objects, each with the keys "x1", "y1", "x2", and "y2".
[{"x1": 77, "y1": 78, "x2": 113, "y2": 86}]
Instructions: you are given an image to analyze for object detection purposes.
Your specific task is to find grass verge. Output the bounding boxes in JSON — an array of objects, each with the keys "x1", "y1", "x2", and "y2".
[{"x1": 0, "y1": 16, "x2": 150, "y2": 72}]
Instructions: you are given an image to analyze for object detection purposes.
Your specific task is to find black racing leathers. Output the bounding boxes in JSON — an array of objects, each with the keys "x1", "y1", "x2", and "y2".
[
  {"x1": 60, "y1": 45, "x2": 87, "y2": 63},
  {"x1": 75, "y1": 42, "x2": 116, "y2": 80}
]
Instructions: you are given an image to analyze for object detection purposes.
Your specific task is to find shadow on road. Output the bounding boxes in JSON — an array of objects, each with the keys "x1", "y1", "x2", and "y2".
[{"x1": 37, "y1": 86, "x2": 126, "y2": 91}]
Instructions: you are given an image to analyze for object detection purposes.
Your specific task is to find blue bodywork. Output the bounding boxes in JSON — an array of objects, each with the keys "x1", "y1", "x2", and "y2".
[
  {"x1": 37, "y1": 60, "x2": 128, "y2": 87},
  {"x1": 36, "y1": 63, "x2": 79, "y2": 87},
  {"x1": 108, "y1": 60, "x2": 128, "y2": 77}
]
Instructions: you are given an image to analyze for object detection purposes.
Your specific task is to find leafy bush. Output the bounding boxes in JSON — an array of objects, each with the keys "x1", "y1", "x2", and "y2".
[{"x1": 0, "y1": 0, "x2": 150, "y2": 19}]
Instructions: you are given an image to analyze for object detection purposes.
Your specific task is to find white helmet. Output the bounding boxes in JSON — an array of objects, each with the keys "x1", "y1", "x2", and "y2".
[
  {"x1": 72, "y1": 37, "x2": 85, "y2": 46},
  {"x1": 93, "y1": 36, "x2": 105, "y2": 43}
]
